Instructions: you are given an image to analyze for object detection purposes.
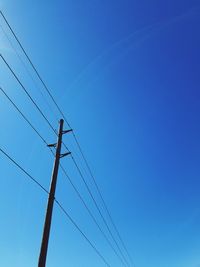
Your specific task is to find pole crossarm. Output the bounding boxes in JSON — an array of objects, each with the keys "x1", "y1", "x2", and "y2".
[
  {"x1": 60, "y1": 152, "x2": 71, "y2": 158},
  {"x1": 62, "y1": 129, "x2": 73, "y2": 134},
  {"x1": 47, "y1": 143, "x2": 56, "y2": 148}
]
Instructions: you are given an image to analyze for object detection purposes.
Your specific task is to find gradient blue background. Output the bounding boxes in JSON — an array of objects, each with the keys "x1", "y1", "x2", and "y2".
[{"x1": 0, "y1": 0, "x2": 200, "y2": 266}]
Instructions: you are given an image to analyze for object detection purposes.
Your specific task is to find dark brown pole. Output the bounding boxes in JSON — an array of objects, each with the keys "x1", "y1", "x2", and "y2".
[{"x1": 38, "y1": 119, "x2": 64, "y2": 267}]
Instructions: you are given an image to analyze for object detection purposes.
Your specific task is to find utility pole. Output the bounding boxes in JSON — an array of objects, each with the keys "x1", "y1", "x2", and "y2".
[{"x1": 38, "y1": 119, "x2": 71, "y2": 267}]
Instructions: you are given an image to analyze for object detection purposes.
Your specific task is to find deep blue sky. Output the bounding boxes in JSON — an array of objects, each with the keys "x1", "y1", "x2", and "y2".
[{"x1": 0, "y1": 1, "x2": 200, "y2": 267}]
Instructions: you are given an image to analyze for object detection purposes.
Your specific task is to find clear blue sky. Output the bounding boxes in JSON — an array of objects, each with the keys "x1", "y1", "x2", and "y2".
[{"x1": 0, "y1": 0, "x2": 200, "y2": 266}]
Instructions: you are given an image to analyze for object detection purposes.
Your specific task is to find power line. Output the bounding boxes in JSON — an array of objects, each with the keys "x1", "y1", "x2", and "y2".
[
  {"x1": 0, "y1": 10, "x2": 132, "y2": 265},
  {"x1": 0, "y1": 54, "x2": 56, "y2": 135},
  {"x1": 0, "y1": 145, "x2": 112, "y2": 267},
  {"x1": 0, "y1": 85, "x2": 59, "y2": 168},
  {"x1": 0, "y1": 10, "x2": 70, "y2": 129},
  {"x1": 0, "y1": 54, "x2": 71, "y2": 155},
  {"x1": 0, "y1": 146, "x2": 49, "y2": 194},
  {"x1": 74, "y1": 134, "x2": 134, "y2": 265},
  {"x1": 64, "y1": 127, "x2": 132, "y2": 266},
  {"x1": 0, "y1": 54, "x2": 71, "y2": 157},
  {"x1": 101, "y1": 201, "x2": 134, "y2": 265},
  {"x1": 62, "y1": 139, "x2": 130, "y2": 266},
  {"x1": 62, "y1": 137, "x2": 130, "y2": 265},
  {"x1": 0, "y1": 86, "x2": 48, "y2": 146},
  {"x1": 60, "y1": 164, "x2": 126, "y2": 267},
  {"x1": 70, "y1": 155, "x2": 130, "y2": 267},
  {"x1": 65, "y1": 124, "x2": 133, "y2": 265},
  {"x1": 55, "y1": 200, "x2": 112, "y2": 267},
  {"x1": 60, "y1": 114, "x2": 133, "y2": 265},
  {"x1": 0, "y1": 23, "x2": 59, "y2": 122},
  {"x1": 60, "y1": 119, "x2": 133, "y2": 265}
]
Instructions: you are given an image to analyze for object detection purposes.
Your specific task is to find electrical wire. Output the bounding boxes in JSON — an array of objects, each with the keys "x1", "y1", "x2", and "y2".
[
  {"x1": 0, "y1": 54, "x2": 57, "y2": 135},
  {"x1": 62, "y1": 140, "x2": 130, "y2": 267},
  {"x1": 73, "y1": 134, "x2": 134, "y2": 265},
  {"x1": 0, "y1": 86, "x2": 48, "y2": 146},
  {"x1": 70, "y1": 155, "x2": 130, "y2": 267},
  {"x1": 0, "y1": 146, "x2": 49, "y2": 194},
  {"x1": 0, "y1": 10, "x2": 70, "y2": 129},
  {"x1": 60, "y1": 164, "x2": 126, "y2": 266},
  {"x1": 0, "y1": 24, "x2": 59, "y2": 122},
  {"x1": 55, "y1": 200, "x2": 112, "y2": 267},
  {"x1": 62, "y1": 137, "x2": 130, "y2": 266}
]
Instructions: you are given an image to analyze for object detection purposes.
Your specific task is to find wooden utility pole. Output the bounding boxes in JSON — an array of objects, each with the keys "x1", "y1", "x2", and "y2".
[{"x1": 38, "y1": 119, "x2": 71, "y2": 267}]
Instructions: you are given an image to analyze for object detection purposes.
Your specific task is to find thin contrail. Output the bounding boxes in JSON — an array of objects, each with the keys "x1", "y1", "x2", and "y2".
[
  {"x1": 63, "y1": 4, "x2": 200, "y2": 100},
  {"x1": 65, "y1": 23, "x2": 157, "y2": 96}
]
